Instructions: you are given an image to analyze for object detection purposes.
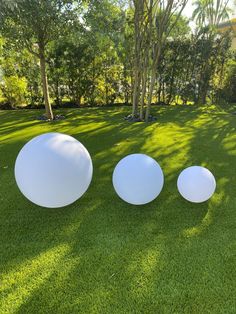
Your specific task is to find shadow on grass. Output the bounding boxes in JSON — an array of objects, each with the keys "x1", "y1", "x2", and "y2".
[{"x1": 0, "y1": 106, "x2": 235, "y2": 313}]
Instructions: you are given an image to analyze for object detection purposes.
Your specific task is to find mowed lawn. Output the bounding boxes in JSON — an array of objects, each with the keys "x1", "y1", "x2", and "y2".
[{"x1": 0, "y1": 106, "x2": 236, "y2": 314}]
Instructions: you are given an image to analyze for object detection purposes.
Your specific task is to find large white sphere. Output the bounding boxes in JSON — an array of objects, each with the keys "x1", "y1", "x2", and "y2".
[
  {"x1": 15, "y1": 133, "x2": 93, "y2": 208},
  {"x1": 177, "y1": 166, "x2": 216, "y2": 203},
  {"x1": 112, "y1": 154, "x2": 164, "y2": 205}
]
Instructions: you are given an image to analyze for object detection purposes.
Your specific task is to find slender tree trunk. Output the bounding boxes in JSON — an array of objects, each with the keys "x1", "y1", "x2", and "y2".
[
  {"x1": 55, "y1": 79, "x2": 61, "y2": 106},
  {"x1": 140, "y1": 66, "x2": 147, "y2": 120},
  {"x1": 145, "y1": 47, "x2": 161, "y2": 121},
  {"x1": 29, "y1": 86, "x2": 33, "y2": 104},
  {"x1": 145, "y1": 63, "x2": 157, "y2": 121},
  {"x1": 105, "y1": 77, "x2": 109, "y2": 105},
  {"x1": 176, "y1": 94, "x2": 180, "y2": 105},
  {"x1": 162, "y1": 82, "x2": 166, "y2": 102},
  {"x1": 90, "y1": 59, "x2": 96, "y2": 105},
  {"x1": 156, "y1": 79, "x2": 160, "y2": 103},
  {"x1": 167, "y1": 54, "x2": 178, "y2": 104},
  {"x1": 132, "y1": 0, "x2": 143, "y2": 117},
  {"x1": 140, "y1": 1, "x2": 152, "y2": 120},
  {"x1": 158, "y1": 86, "x2": 161, "y2": 103},
  {"x1": 130, "y1": 75, "x2": 133, "y2": 105},
  {"x1": 167, "y1": 74, "x2": 175, "y2": 105},
  {"x1": 199, "y1": 87, "x2": 208, "y2": 105},
  {"x1": 123, "y1": 66, "x2": 129, "y2": 104},
  {"x1": 39, "y1": 44, "x2": 53, "y2": 120},
  {"x1": 76, "y1": 95, "x2": 82, "y2": 106},
  {"x1": 132, "y1": 71, "x2": 140, "y2": 116}
]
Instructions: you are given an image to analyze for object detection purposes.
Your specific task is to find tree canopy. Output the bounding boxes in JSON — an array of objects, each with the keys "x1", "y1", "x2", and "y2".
[{"x1": 0, "y1": 0, "x2": 235, "y2": 119}]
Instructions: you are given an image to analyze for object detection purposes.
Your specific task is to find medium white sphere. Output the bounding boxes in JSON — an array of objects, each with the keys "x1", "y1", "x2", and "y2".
[
  {"x1": 112, "y1": 154, "x2": 164, "y2": 205},
  {"x1": 15, "y1": 133, "x2": 93, "y2": 208},
  {"x1": 177, "y1": 166, "x2": 216, "y2": 203}
]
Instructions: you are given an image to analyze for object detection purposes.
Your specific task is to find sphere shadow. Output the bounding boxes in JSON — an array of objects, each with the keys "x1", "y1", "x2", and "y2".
[{"x1": 0, "y1": 106, "x2": 235, "y2": 312}]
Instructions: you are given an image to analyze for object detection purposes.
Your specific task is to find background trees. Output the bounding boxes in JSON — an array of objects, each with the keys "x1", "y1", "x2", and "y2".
[
  {"x1": 0, "y1": 0, "x2": 235, "y2": 118},
  {"x1": 192, "y1": 0, "x2": 231, "y2": 28},
  {"x1": 0, "y1": 0, "x2": 77, "y2": 119},
  {"x1": 131, "y1": 0, "x2": 190, "y2": 121}
]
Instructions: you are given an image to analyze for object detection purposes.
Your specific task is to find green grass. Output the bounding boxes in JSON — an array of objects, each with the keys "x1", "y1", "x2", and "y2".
[{"x1": 0, "y1": 106, "x2": 236, "y2": 313}]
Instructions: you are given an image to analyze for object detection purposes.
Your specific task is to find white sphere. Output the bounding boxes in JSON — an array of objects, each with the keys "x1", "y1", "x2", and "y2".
[
  {"x1": 177, "y1": 166, "x2": 216, "y2": 203},
  {"x1": 15, "y1": 133, "x2": 93, "y2": 208},
  {"x1": 112, "y1": 154, "x2": 164, "y2": 205}
]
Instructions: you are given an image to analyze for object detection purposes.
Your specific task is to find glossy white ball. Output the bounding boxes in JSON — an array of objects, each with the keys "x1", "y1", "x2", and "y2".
[
  {"x1": 15, "y1": 133, "x2": 93, "y2": 208},
  {"x1": 177, "y1": 166, "x2": 216, "y2": 203},
  {"x1": 112, "y1": 154, "x2": 164, "y2": 205}
]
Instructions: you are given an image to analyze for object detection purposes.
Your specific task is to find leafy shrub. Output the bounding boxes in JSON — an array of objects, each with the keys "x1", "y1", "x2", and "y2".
[
  {"x1": 0, "y1": 76, "x2": 28, "y2": 106},
  {"x1": 223, "y1": 62, "x2": 236, "y2": 103}
]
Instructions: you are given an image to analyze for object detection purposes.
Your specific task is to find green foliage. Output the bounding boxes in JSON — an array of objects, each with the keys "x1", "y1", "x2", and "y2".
[
  {"x1": 0, "y1": 75, "x2": 28, "y2": 106},
  {"x1": 221, "y1": 58, "x2": 236, "y2": 103},
  {"x1": 0, "y1": 37, "x2": 42, "y2": 106},
  {"x1": 155, "y1": 31, "x2": 232, "y2": 105},
  {"x1": 47, "y1": 0, "x2": 128, "y2": 105},
  {"x1": 0, "y1": 0, "x2": 75, "y2": 50},
  {"x1": 0, "y1": 0, "x2": 234, "y2": 108},
  {"x1": 192, "y1": 0, "x2": 231, "y2": 28},
  {"x1": 0, "y1": 0, "x2": 80, "y2": 118}
]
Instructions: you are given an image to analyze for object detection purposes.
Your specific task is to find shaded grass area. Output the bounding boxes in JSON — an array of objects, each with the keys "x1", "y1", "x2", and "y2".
[{"x1": 0, "y1": 106, "x2": 236, "y2": 313}]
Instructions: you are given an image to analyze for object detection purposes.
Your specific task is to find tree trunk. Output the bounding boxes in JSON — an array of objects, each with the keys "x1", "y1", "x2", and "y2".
[
  {"x1": 199, "y1": 88, "x2": 208, "y2": 105},
  {"x1": 140, "y1": 66, "x2": 147, "y2": 120},
  {"x1": 76, "y1": 95, "x2": 82, "y2": 106},
  {"x1": 105, "y1": 78, "x2": 109, "y2": 105},
  {"x1": 39, "y1": 44, "x2": 54, "y2": 120},
  {"x1": 145, "y1": 48, "x2": 161, "y2": 121},
  {"x1": 132, "y1": 1, "x2": 143, "y2": 117},
  {"x1": 145, "y1": 67, "x2": 156, "y2": 121},
  {"x1": 55, "y1": 79, "x2": 61, "y2": 106},
  {"x1": 123, "y1": 66, "x2": 129, "y2": 104},
  {"x1": 132, "y1": 70, "x2": 140, "y2": 116}
]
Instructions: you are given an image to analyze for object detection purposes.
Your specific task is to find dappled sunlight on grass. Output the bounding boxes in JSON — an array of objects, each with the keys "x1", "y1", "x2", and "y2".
[
  {"x1": 0, "y1": 106, "x2": 236, "y2": 312},
  {"x1": 60, "y1": 203, "x2": 101, "y2": 238},
  {"x1": 110, "y1": 138, "x2": 141, "y2": 157},
  {"x1": 128, "y1": 248, "x2": 162, "y2": 296},
  {"x1": 181, "y1": 178, "x2": 229, "y2": 238},
  {"x1": 222, "y1": 134, "x2": 236, "y2": 156},
  {"x1": 142, "y1": 124, "x2": 193, "y2": 178},
  {"x1": 0, "y1": 244, "x2": 71, "y2": 313},
  {"x1": 182, "y1": 206, "x2": 214, "y2": 238}
]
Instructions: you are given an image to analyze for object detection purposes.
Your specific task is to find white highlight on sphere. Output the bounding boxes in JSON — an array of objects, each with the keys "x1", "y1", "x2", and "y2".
[
  {"x1": 177, "y1": 166, "x2": 216, "y2": 203},
  {"x1": 112, "y1": 154, "x2": 164, "y2": 205},
  {"x1": 15, "y1": 133, "x2": 93, "y2": 208}
]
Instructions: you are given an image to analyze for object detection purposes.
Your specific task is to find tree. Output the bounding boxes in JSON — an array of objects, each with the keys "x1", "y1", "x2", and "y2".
[
  {"x1": 131, "y1": 0, "x2": 188, "y2": 121},
  {"x1": 145, "y1": 0, "x2": 189, "y2": 120},
  {"x1": 192, "y1": 0, "x2": 232, "y2": 104},
  {"x1": 83, "y1": 0, "x2": 127, "y2": 105},
  {"x1": 0, "y1": 0, "x2": 75, "y2": 119},
  {"x1": 192, "y1": 0, "x2": 231, "y2": 29}
]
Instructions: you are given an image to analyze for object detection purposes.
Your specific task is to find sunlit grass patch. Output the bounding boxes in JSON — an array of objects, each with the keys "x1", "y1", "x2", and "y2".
[{"x1": 0, "y1": 106, "x2": 235, "y2": 313}]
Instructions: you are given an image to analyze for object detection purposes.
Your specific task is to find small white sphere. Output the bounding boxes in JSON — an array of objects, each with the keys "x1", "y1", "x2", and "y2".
[
  {"x1": 15, "y1": 133, "x2": 93, "y2": 208},
  {"x1": 177, "y1": 166, "x2": 216, "y2": 203},
  {"x1": 112, "y1": 154, "x2": 164, "y2": 205}
]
